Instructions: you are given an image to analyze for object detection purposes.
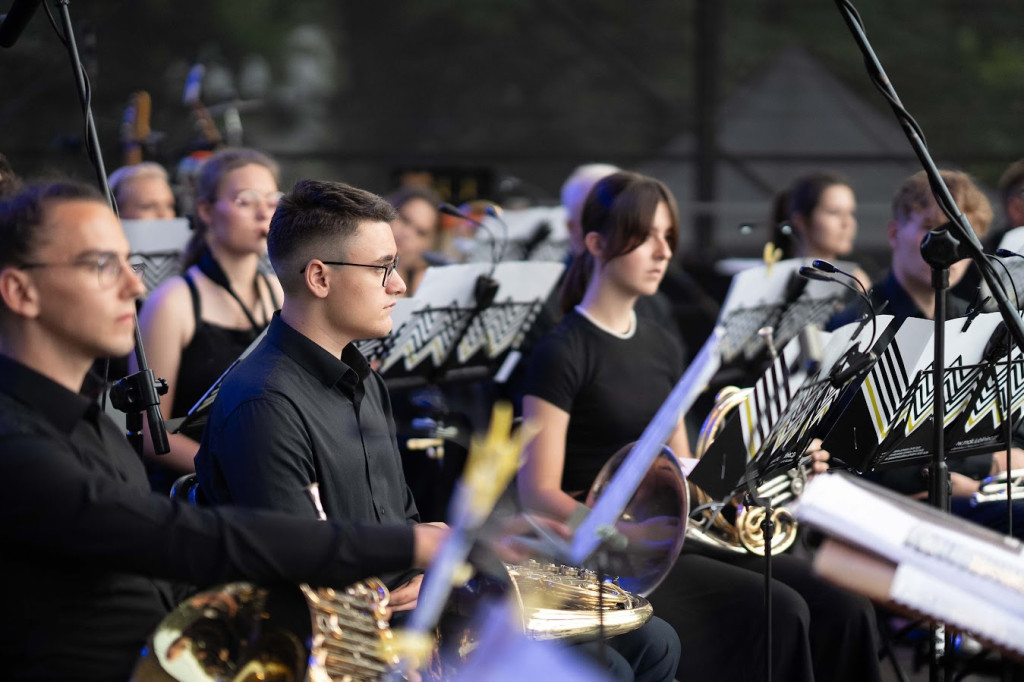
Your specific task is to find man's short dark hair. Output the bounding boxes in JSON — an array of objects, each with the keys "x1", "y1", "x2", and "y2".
[
  {"x1": 0, "y1": 180, "x2": 105, "y2": 270},
  {"x1": 268, "y1": 179, "x2": 398, "y2": 294}
]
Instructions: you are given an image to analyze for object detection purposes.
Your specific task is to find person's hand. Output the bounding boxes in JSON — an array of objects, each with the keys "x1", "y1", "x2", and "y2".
[
  {"x1": 412, "y1": 523, "x2": 449, "y2": 569},
  {"x1": 950, "y1": 472, "x2": 981, "y2": 498},
  {"x1": 804, "y1": 438, "x2": 830, "y2": 478},
  {"x1": 386, "y1": 574, "x2": 423, "y2": 616},
  {"x1": 490, "y1": 513, "x2": 572, "y2": 564}
]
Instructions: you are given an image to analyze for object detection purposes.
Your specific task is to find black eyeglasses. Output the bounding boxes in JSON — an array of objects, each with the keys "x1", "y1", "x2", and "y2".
[
  {"x1": 18, "y1": 251, "x2": 146, "y2": 288},
  {"x1": 303, "y1": 257, "x2": 401, "y2": 287}
]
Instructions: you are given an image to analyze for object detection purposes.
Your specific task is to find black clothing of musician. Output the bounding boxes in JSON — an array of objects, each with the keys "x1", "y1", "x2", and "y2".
[
  {"x1": 195, "y1": 313, "x2": 419, "y2": 575},
  {"x1": 0, "y1": 353, "x2": 415, "y2": 681},
  {"x1": 829, "y1": 270, "x2": 1024, "y2": 537},
  {"x1": 524, "y1": 309, "x2": 882, "y2": 682}
]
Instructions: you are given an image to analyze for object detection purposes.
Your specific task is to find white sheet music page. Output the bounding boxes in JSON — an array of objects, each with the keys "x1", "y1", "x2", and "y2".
[{"x1": 796, "y1": 473, "x2": 1024, "y2": 650}]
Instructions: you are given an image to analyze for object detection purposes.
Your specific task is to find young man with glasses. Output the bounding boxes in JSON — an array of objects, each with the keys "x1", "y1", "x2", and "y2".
[
  {"x1": 0, "y1": 180, "x2": 449, "y2": 680},
  {"x1": 195, "y1": 179, "x2": 430, "y2": 612}
]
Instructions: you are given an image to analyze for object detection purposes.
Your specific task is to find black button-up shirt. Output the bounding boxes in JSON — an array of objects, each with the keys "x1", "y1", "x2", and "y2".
[
  {"x1": 196, "y1": 314, "x2": 419, "y2": 528},
  {"x1": 0, "y1": 353, "x2": 413, "y2": 681}
]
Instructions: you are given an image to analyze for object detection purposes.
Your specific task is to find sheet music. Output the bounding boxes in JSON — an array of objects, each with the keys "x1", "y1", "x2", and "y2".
[
  {"x1": 717, "y1": 258, "x2": 855, "y2": 363},
  {"x1": 357, "y1": 261, "x2": 564, "y2": 379},
  {"x1": 743, "y1": 315, "x2": 896, "y2": 481},
  {"x1": 796, "y1": 473, "x2": 1024, "y2": 654},
  {"x1": 122, "y1": 217, "x2": 192, "y2": 294},
  {"x1": 857, "y1": 313, "x2": 1005, "y2": 469}
]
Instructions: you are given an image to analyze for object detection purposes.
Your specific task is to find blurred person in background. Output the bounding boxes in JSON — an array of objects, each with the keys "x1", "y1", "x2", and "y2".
[
  {"x1": 387, "y1": 184, "x2": 443, "y2": 296},
  {"x1": 109, "y1": 162, "x2": 177, "y2": 220},
  {"x1": 770, "y1": 171, "x2": 870, "y2": 290}
]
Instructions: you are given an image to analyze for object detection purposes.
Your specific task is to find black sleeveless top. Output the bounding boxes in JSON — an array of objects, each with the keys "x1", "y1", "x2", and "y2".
[{"x1": 170, "y1": 272, "x2": 269, "y2": 418}]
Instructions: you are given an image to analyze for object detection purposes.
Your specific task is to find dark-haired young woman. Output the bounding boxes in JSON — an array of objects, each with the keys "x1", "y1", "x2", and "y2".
[
  {"x1": 771, "y1": 171, "x2": 870, "y2": 290},
  {"x1": 519, "y1": 171, "x2": 881, "y2": 681}
]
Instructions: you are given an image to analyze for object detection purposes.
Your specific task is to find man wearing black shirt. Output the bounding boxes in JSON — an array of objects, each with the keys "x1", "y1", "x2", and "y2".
[
  {"x1": 196, "y1": 179, "x2": 427, "y2": 611},
  {"x1": 829, "y1": 169, "x2": 1024, "y2": 536},
  {"x1": 0, "y1": 181, "x2": 446, "y2": 680}
]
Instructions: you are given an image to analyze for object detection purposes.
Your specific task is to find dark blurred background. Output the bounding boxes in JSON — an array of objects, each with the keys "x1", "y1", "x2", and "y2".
[{"x1": 2, "y1": 0, "x2": 1024, "y2": 269}]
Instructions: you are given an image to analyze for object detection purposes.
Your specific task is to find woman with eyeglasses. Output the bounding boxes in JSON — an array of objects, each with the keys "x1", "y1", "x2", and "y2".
[{"x1": 136, "y1": 147, "x2": 284, "y2": 492}]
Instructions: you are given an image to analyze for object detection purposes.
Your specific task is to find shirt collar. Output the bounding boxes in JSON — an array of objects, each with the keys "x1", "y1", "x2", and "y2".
[
  {"x1": 877, "y1": 270, "x2": 971, "y2": 322},
  {"x1": 0, "y1": 353, "x2": 94, "y2": 434},
  {"x1": 265, "y1": 313, "x2": 371, "y2": 392},
  {"x1": 877, "y1": 271, "x2": 924, "y2": 321}
]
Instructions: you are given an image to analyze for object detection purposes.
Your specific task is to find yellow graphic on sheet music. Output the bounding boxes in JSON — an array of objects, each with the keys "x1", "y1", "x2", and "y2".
[
  {"x1": 861, "y1": 375, "x2": 891, "y2": 441},
  {"x1": 762, "y1": 243, "x2": 783, "y2": 276},
  {"x1": 965, "y1": 359, "x2": 1024, "y2": 431}
]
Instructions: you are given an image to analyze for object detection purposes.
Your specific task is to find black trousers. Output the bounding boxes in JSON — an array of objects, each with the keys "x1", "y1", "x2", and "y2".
[
  {"x1": 577, "y1": 616, "x2": 681, "y2": 682},
  {"x1": 649, "y1": 543, "x2": 882, "y2": 682}
]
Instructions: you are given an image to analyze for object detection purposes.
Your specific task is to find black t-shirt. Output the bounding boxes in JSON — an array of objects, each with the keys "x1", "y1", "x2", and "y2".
[
  {"x1": 0, "y1": 354, "x2": 413, "y2": 681},
  {"x1": 522, "y1": 309, "x2": 685, "y2": 492}
]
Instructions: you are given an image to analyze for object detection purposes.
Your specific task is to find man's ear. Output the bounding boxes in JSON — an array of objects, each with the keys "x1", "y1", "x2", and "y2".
[
  {"x1": 0, "y1": 266, "x2": 39, "y2": 319},
  {"x1": 886, "y1": 219, "x2": 900, "y2": 249},
  {"x1": 302, "y1": 260, "x2": 331, "y2": 300},
  {"x1": 583, "y1": 231, "x2": 605, "y2": 259}
]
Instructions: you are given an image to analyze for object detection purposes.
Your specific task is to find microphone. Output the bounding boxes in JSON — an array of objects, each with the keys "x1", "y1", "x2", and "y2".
[
  {"x1": 520, "y1": 221, "x2": 552, "y2": 260},
  {"x1": 812, "y1": 259, "x2": 868, "y2": 295},
  {"x1": 438, "y1": 202, "x2": 501, "y2": 264},
  {"x1": 0, "y1": 0, "x2": 41, "y2": 48},
  {"x1": 438, "y1": 202, "x2": 501, "y2": 306},
  {"x1": 483, "y1": 204, "x2": 510, "y2": 263},
  {"x1": 798, "y1": 265, "x2": 879, "y2": 387}
]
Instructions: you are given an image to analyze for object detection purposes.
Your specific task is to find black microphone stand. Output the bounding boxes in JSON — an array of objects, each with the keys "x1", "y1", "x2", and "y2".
[
  {"x1": 52, "y1": 0, "x2": 170, "y2": 457},
  {"x1": 832, "y1": 4, "x2": 1024, "y2": 676},
  {"x1": 919, "y1": 228, "x2": 958, "y2": 680}
]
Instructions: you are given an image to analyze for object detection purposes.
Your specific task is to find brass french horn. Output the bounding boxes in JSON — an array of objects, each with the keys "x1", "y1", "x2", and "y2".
[{"x1": 687, "y1": 386, "x2": 805, "y2": 555}]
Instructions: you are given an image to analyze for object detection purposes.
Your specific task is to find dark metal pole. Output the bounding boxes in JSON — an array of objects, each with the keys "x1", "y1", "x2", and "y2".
[{"x1": 693, "y1": 0, "x2": 722, "y2": 255}]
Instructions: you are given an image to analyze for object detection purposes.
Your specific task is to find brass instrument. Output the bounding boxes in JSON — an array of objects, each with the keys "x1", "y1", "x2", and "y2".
[
  {"x1": 585, "y1": 444, "x2": 690, "y2": 596},
  {"x1": 506, "y1": 561, "x2": 653, "y2": 640},
  {"x1": 132, "y1": 580, "x2": 393, "y2": 682},
  {"x1": 134, "y1": 484, "x2": 397, "y2": 682},
  {"x1": 138, "y1": 414, "x2": 662, "y2": 681},
  {"x1": 688, "y1": 386, "x2": 805, "y2": 555},
  {"x1": 971, "y1": 468, "x2": 1024, "y2": 505}
]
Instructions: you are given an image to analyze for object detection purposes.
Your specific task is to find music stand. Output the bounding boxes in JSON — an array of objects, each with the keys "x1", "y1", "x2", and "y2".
[
  {"x1": 458, "y1": 206, "x2": 570, "y2": 264},
  {"x1": 166, "y1": 328, "x2": 268, "y2": 441},
  {"x1": 826, "y1": 313, "x2": 1009, "y2": 475},
  {"x1": 689, "y1": 314, "x2": 898, "y2": 682},
  {"x1": 715, "y1": 258, "x2": 858, "y2": 368},
  {"x1": 356, "y1": 261, "x2": 565, "y2": 389},
  {"x1": 944, "y1": 337, "x2": 1024, "y2": 459},
  {"x1": 121, "y1": 217, "x2": 192, "y2": 296}
]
